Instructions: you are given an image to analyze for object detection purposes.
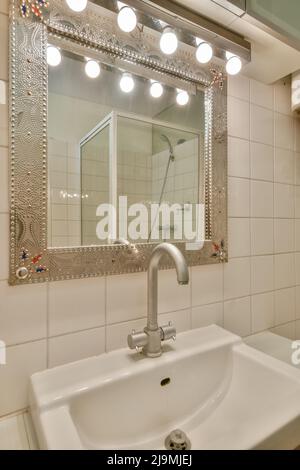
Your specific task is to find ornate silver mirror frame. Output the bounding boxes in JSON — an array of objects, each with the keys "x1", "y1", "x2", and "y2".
[{"x1": 9, "y1": 0, "x2": 227, "y2": 285}]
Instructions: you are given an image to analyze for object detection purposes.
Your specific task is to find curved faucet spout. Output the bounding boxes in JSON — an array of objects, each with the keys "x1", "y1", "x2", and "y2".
[
  {"x1": 147, "y1": 243, "x2": 189, "y2": 333},
  {"x1": 127, "y1": 243, "x2": 189, "y2": 358},
  {"x1": 149, "y1": 242, "x2": 189, "y2": 286}
]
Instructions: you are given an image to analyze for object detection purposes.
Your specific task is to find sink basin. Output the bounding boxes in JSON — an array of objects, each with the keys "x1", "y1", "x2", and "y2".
[{"x1": 29, "y1": 325, "x2": 300, "y2": 450}]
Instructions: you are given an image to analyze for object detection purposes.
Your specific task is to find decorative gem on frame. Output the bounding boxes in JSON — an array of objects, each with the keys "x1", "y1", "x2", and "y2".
[
  {"x1": 31, "y1": 254, "x2": 42, "y2": 264},
  {"x1": 16, "y1": 250, "x2": 48, "y2": 280},
  {"x1": 209, "y1": 69, "x2": 225, "y2": 90},
  {"x1": 211, "y1": 239, "x2": 226, "y2": 262},
  {"x1": 35, "y1": 265, "x2": 47, "y2": 273},
  {"x1": 20, "y1": 248, "x2": 30, "y2": 261},
  {"x1": 20, "y1": 0, "x2": 49, "y2": 20}
]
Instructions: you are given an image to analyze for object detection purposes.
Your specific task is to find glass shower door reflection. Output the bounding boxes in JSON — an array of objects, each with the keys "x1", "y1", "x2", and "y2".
[{"x1": 81, "y1": 124, "x2": 110, "y2": 245}]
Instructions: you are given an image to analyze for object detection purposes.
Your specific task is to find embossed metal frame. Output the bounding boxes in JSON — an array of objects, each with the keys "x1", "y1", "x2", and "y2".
[{"x1": 9, "y1": 0, "x2": 227, "y2": 285}]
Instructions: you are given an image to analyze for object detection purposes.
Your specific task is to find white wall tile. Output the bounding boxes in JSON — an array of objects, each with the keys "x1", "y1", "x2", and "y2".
[
  {"x1": 274, "y1": 253, "x2": 295, "y2": 289},
  {"x1": 251, "y1": 180, "x2": 273, "y2": 217},
  {"x1": 296, "y1": 286, "x2": 300, "y2": 320},
  {"x1": 228, "y1": 177, "x2": 250, "y2": 217},
  {"x1": 274, "y1": 287, "x2": 295, "y2": 325},
  {"x1": 251, "y1": 292, "x2": 275, "y2": 333},
  {"x1": 0, "y1": 80, "x2": 6, "y2": 105},
  {"x1": 296, "y1": 253, "x2": 300, "y2": 286},
  {"x1": 275, "y1": 113, "x2": 294, "y2": 151},
  {"x1": 224, "y1": 296, "x2": 251, "y2": 337},
  {"x1": 272, "y1": 322, "x2": 295, "y2": 340},
  {"x1": 228, "y1": 75, "x2": 250, "y2": 101},
  {"x1": 294, "y1": 119, "x2": 300, "y2": 152},
  {"x1": 224, "y1": 257, "x2": 251, "y2": 300},
  {"x1": 0, "y1": 147, "x2": 8, "y2": 213},
  {"x1": 0, "y1": 14, "x2": 8, "y2": 81},
  {"x1": 296, "y1": 320, "x2": 300, "y2": 339},
  {"x1": 274, "y1": 148, "x2": 294, "y2": 184},
  {"x1": 228, "y1": 136, "x2": 250, "y2": 178},
  {"x1": 0, "y1": 340, "x2": 47, "y2": 416},
  {"x1": 251, "y1": 218, "x2": 274, "y2": 255},
  {"x1": 250, "y1": 80, "x2": 274, "y2": 110},
  {"x1": 274, "y1": 183, "x2": 294, "y2": 218},
  {"x1": 274, "y1": 219, "x2": 295, "y2": 253},
  {"x1": 251, "y1": 255, "x2": 274, "y2": 294},
  {"x1": 0, "y1": 282, "x2": 47, "y2": 345},
  {"x1": 106, "y1": 272, "x2": 147, "y2": 324},
  {"x1": 48, "y1": 327, "x2": 105, "y2": 368},
  {"x1": 191, "y1": 302, "x2": 223, "y2": 329},
  {"x1": 0, "y1": 96, "x2": 8, "y2": 147},
  {"x1": 228, "y1": 97, "x2": 250, "y2": 140},
  {"x1": 0, "y1": 415, "x2": 29, "y2": 450},
  {"x1": 0, "y1": 213, "x2": 8, "y2": 280},
  {"x1": 250, "y1": 142, "x2": 273, "y2": 182},
  {"x1": 191, "y1": 264, "x2": 223, "y2": 306},
  {"x1": 228, "y1": 218, "x2": 250, "y2": 258},
  {"x1": 295, "y1": 186, "x2": 300, "y2": 218},
  {"x1": 295, "y1": 220, "x2": 300, "y2": 252},
  {"x1": 274, "y1": 79, "x2": 292, "y2": 116},
  {"x1": 48, "y1": 278, "x2": 105, "y2": 336},
  {"x1": 158, "y1": 268, "x2": 191, "y2": 314},
  {"x1": 250, "y1": 105, "x2": 273, "y2": 146},
  {"x1": 0, "y1": 1, "x2": 8, "y2": 15},
  {"x1": 295, "y1": 153, "x2": 300, "y2": 185}
]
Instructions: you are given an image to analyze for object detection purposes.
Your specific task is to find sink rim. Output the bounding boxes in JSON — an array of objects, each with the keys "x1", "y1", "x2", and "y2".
[{"x1": 29, "y1": 325, "x2": 300, "y2": 450}]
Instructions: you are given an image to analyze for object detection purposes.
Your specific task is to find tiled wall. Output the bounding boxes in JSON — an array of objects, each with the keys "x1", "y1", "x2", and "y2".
[
  {"x1": 0, "y1": 2, "x2": 300, "y2": 417},
  {"x1": 48, "y1": 138, "x2": 81, "y2": 247}
]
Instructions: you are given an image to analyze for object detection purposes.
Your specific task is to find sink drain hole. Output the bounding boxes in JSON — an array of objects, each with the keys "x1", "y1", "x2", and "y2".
[
  {"x1": 160, "y1": 377, "x2": 171, "y2": 387},
  {"x1": 165, "y1": 429, "x2": 191, "y2": 450}
]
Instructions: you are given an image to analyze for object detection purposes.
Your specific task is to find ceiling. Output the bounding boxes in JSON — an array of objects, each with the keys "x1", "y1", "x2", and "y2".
[{"x1": 174, "y1": 0, "x2": 300, "y2": 84}]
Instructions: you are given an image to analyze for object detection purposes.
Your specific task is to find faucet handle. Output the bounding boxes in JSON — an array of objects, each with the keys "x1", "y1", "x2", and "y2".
[
  {"x1": 127, "y1": 330, "x2": 148, "y2": 350},
  {"x1": 160, "y1": 323, "x2": 176, "y2": 342}
]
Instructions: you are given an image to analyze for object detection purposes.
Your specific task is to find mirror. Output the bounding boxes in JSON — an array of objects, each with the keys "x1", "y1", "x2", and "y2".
[
  {"x1": 9, "y1": 0, "x2": 227, "y2": 284},
  {"x1": 48, "y1": 49, "x2": 205, "y2": 247}
]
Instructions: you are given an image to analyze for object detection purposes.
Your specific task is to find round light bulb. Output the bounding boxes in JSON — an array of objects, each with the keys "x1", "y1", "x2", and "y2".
[
  {"x1": 47, "y1": 46, "x2": 62, "y2": 67},
  {"x1": 85, "y1": 60, "x2": 101, "y2": 78},
  {"x1": 196, "y1": 41, "x2": 213, "y2": 64},
  {"x1": 150, "y1": 81, "x2": 163, "y2": 98},
  {"x1": 117, "y1": 6, "x2": 137, "y2": 33},
  {"x1": 120, "y1": 73, "x2": 135, "y2": 93},
  {"x1": 226, "y1": 55, "x2": 242, "y2": 75},
  {"x1": 65, "y1": 0, "x2": 87, "y2": 12},
  {"x1": 160, "y1": 27, "x2": 178, "y2": 55},
  {"x1": 176, "y1": 90, "x2": 189, "y2": 106}
]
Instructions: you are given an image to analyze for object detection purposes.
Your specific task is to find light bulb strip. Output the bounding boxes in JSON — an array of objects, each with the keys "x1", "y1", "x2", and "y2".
[{"x1": 47, "y1": 25, "x2": 211, "y2": 87}]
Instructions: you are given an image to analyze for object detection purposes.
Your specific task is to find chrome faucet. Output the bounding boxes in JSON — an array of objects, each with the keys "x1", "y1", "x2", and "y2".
[{"x1": 127, "y1": 243, "x2": 189, "y2": 357}]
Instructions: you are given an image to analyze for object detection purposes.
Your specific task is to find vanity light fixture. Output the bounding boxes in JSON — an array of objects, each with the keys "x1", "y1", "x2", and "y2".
[
  {"x1": 176, "y1": 89, "x2": 189, "y2": 106},
  {"x1": 85, "y1": 59, "x2": 101, "y2": 78},
  {"x1": 47, "y1": 46, "x2": 62, "y2": 67},
  {"x1": 195, "y1": 38, "x2": 213, "y2": 64},
  {"x1": 65, "y1": 0, "x2": 87, "y2": 12},
  {"x1": 225, "y1": 51, "x2": 242, "y2": 75},
  {"x1": 150, "y1": 81, "x2": 163, "y2": 98},
  {"x1": 117, "y1": 2, "x2": 137, "y2": 33},
  {"x1": 120, "y1": 72, "x2": 135, "y2": 93},
  {"x1": 160, "y1": 27, "x2": 178, "y2": 55}
]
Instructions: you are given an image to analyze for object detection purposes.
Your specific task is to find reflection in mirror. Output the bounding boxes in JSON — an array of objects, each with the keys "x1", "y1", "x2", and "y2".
[{"x1": 48, "y1": 48, "x2": 205, "y2": 247}]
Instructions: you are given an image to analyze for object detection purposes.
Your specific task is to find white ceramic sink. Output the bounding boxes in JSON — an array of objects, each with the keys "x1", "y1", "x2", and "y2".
[{"x1": 29, "y1": 325, "x2": 300, "y2": 450}]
